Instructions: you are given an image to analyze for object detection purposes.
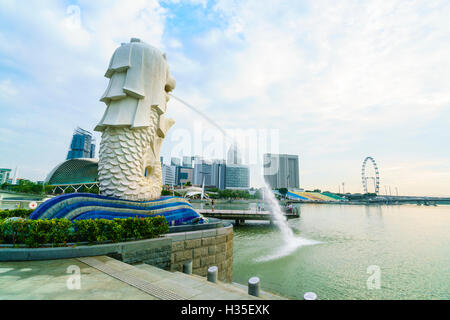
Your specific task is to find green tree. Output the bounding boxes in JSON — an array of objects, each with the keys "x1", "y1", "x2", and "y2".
[
  {"x1": 253, "y1": 189, "x2": 263, "y2": 199},
  {"x1": 44, "y1": 184, "x2": 54, "y2": 194},
  {"x1": 278, "y1": 188, "x2": 288, "y2": 198}
]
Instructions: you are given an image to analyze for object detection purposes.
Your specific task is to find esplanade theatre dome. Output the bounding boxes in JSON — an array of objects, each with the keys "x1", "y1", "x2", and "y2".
[{"x1": 46, "y1": 158, "x2": 98, "y2": 185}]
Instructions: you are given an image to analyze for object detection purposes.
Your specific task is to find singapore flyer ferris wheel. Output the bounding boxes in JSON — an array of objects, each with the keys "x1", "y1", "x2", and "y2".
[{"x1": 362, "y1": 157, "x2": 380, "y2": 194}]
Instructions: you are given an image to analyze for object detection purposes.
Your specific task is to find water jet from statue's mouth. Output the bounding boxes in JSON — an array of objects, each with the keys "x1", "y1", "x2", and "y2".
[{"x1": 169, "y1": 93, "x2": 235, "y2": 143}]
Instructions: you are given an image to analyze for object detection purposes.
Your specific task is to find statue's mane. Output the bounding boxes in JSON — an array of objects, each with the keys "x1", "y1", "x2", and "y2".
[{"x1": 95, "y1": 39, "x2": 170, "y2": 131}]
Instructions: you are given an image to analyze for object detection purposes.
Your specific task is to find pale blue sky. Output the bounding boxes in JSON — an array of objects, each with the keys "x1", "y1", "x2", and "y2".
[{"x1": 1, "y1": 0, "x2": 450, "y2": 196}]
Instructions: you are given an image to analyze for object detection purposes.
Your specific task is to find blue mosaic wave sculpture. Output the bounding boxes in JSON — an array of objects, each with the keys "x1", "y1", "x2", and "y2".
[{"x1": 29, "y1": 193, "x2": 206, "y2": 225}]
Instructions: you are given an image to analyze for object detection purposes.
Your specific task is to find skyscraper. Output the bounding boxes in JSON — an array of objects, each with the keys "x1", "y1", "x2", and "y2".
[
  {"x1": 175, "y1": 166, "x2": 194, "y2": 186},
  {"x1": 263, "y1": 153, "x2": 299, "y2": 189},
  {"x1": 193, "y1": 155, "x2": 203, "y2": 166},
  {"x1": 0, "y1": 168, "x2": 11, "y2": 184},
  {"x1": 211, "y1": 160, "x2": 227, "y2": 190},
  {"x1": 193, "y1": 160, "x2": 212, "y2": 186},
  {"x1": 66, "y1": 127, "x2": 96, "y2": 160},
  {"x1": 182, "y1": 156, "x2": 193, "y2": 168},
  {"x1": 162, "y1": 164, "x2": 175, "y2": 186},
  {"x1": 225, "y1": 165, "x2": 249, "y2": 189},
  {"x1": 227, "y1": 143, "x2": 242, "y2": 165}
]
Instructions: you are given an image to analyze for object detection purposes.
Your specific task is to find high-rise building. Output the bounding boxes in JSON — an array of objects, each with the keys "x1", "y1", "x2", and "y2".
[
  {"x1": 162, "y1": 164, "x2": 175, "y2": 186},
  {"x1": 211, "y1": 160, "x2": 226, "y2": 190},
  {"x1": 175, "y1": 166, "x2": 194, "y2": 186},
  {"x1": 263, "y1": 153, "x2": 299, "y2": 189},
  {"x1": 225, "y1": 165, "x2": 249, "y2": 189},
  {"x1": 0, "y1": 168, "x2": 12, "y2": 184},
  {"x1": 66, "y1": 127, "x2": 96, "y2": 160},
  {"x1": 182, "y1": 156, "x2": 193, "y2": 168},
  {"x1": 227, "y1": 143, "x2": 242, "y2": 165},
  {"x1": 171, "y1": 157, "x2": 181, "y2": 166},
  {"x1": 193, "y1": 155, "x2": 203, "y2": 166},
  {"x1": 193, "y1": 160, "x2": 212, "y2": 186}
]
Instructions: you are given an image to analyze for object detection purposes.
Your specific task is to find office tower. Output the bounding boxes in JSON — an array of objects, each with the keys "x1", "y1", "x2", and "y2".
[
  {"x1": 175, "y1": 166, "x2": 194, "y2": 186},
  {"x1": 162, "y1": 164, "x2": 175, "y2": 186},
  {"x1": 227, "y1": 143, "x2": 242, "y2": 165},
  {"x1": 263, "y1": 153, "x2": 299, "y2": 189},
  {"x1": 193, "y1": 160, "x2": 212, "y2": 186},
  {"x1": 225, "y1": 165, "x2": 250, "y2": 189},
  {"x1": 90, "y1": 143, "x2": 95, "y2": 158},
  {"x1": 182, "y1": 156, "x2": 193, "y2": 168},
  {"x1": 193, "y1": 155, "x2": 203, "y2": 166},
  {"x1": 66, "y1": 127, "x2": 96, "y2": 160},
  {"x1": 0, "y1": 168, "x2": 12, "y2": 184},
  {"x1": 211, "y1": 160, "x2": 227, "y2": 190}
]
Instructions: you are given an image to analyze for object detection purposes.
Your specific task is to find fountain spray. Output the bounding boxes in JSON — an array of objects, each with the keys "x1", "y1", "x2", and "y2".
[
  {"x1": 255, "y1": 181, "x2": 321, "y2": 262},
  {"x1": 170, "y1": 94, "x2": 320, "y2": 261}
]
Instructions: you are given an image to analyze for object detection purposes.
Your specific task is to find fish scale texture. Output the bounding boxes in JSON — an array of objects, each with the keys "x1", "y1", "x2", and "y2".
[{"x1": 98, "y1": 123, "x2": 161, "y2": 201}]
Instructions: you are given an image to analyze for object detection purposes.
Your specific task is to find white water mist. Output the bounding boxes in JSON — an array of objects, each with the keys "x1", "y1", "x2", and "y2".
[{"x1": 256, "y1": 182, "x2": 321, "y2": 262}]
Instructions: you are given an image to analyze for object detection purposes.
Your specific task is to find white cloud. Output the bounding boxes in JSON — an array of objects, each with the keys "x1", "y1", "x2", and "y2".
[{"x1": 0, "y1": 79, "x2": 17, "y2": 97}]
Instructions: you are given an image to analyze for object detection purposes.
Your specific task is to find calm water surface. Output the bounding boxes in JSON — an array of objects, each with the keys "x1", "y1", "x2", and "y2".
[{"x1": 194, "y1": 202, "x2": 449, "y2": 300}]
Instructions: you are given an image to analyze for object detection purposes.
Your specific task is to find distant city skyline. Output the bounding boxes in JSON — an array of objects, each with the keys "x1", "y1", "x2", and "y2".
[
  {"x1": 163, "y1": 152, "x2": 249, "y2": 190},
  {"x1": 1, "y1": 1, "x2": 450, "y2": 196}
]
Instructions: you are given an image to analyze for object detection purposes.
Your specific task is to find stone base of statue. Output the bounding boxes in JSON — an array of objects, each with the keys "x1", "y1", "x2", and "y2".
[{"x1": 29, "y1": 193, "x2": 206, "y2": 225}]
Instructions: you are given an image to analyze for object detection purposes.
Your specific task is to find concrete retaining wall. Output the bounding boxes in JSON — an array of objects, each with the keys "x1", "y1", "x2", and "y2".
[
  {"x1": 0, "y1": 224, "x2": 234, "y2": 282},
  {"x1": 166, "y1": 224, "x2": 233, "y2": 282},
  {"x1": 0, "y1": 237, "x2": 171, "y2": 266},
  {"x1": 106, "y1": 238, "x2": 172, "y2": 270}
]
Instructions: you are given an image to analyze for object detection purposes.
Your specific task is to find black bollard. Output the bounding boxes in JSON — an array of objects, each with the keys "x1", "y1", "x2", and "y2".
[
  {"x1": 248, "y1": 277, "x2": 260, "y2": 297},
  {"x1": 207, "y1": 266, "x2": 218, "y2": 283}
]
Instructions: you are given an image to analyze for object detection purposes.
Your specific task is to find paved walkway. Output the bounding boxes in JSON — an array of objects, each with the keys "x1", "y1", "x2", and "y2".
[
  {"x1": 0, "y1": 256, "x2": 286, "y2": 300},
  {"x1": 0, "y1": 257, "x2": 154, "y2": 300}
]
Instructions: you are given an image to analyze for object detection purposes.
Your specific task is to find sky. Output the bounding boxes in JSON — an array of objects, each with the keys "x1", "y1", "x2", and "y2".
[{"x1": 1, "y1": 0, "x2": 450, "y2": 196}]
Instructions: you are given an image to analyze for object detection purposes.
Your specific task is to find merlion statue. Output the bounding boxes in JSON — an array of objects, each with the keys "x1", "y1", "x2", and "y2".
[
  {"x1": 94, "y1": 38, "x2": 176, "y2": 201},
  {"x1": 30, "y1": 38, "x2": 205, "y2": 225}
]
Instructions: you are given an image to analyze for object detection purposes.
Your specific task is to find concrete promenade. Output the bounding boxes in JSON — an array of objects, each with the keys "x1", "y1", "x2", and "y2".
[{"x1": 0, "y1": 255, "x2": 286, "y2": 300}]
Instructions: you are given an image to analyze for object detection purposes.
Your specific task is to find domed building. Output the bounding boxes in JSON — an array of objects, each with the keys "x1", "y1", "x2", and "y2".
[{"x1": 45, "y1": 158, "x2": 98, "y2": 193}]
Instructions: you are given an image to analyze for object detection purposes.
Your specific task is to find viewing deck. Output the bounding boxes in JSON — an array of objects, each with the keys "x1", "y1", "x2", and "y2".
[{"x1": 198, "y1": 209, "x2": 300, "y2": 225}]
